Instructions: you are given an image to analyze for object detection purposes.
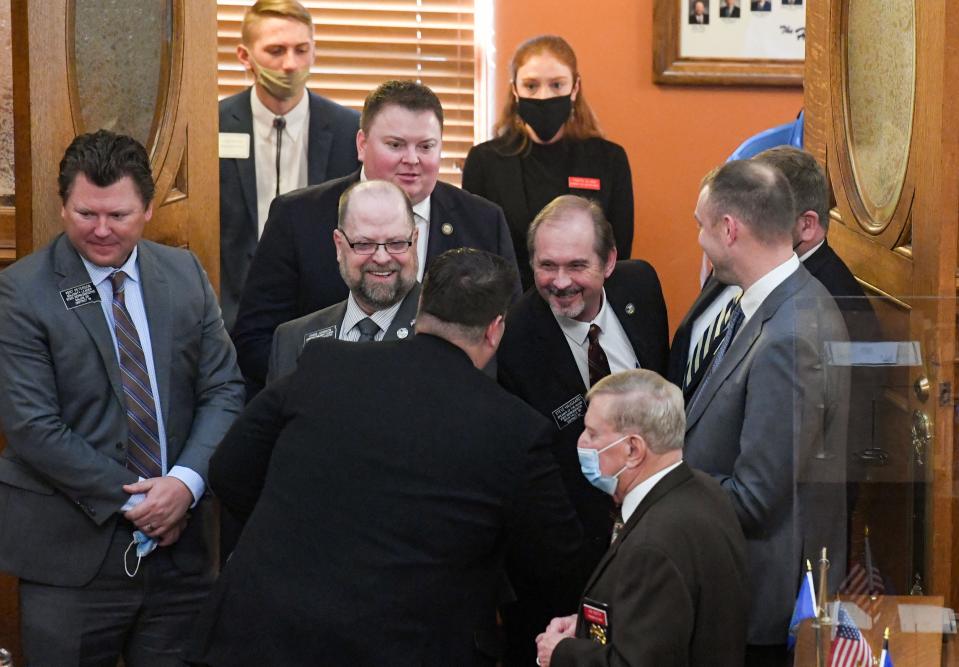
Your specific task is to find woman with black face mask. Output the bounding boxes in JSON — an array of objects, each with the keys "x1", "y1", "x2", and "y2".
[{"x1": 462, "y1": 35, "x2": 634, "y2": 289}]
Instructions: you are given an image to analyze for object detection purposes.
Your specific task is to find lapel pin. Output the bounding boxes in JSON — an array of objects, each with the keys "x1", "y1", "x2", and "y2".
[
  {"x1": 624, "y1": 303, "x2": 636, "y2": 315},
  {"x1": 396, "y1": 327, "x2": 409, "y2": 339},
  {"x1": 441, "y1": 222, "x2": 453, "y2": 236}
]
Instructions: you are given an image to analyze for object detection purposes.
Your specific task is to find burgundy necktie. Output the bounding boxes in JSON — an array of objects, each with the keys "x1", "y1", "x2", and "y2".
[{"x1": 587, "y1": 324, "x2": 612, "y2": 387}]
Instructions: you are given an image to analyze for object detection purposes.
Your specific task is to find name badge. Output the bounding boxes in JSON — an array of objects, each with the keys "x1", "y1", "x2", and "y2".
[
  {"x1": 219, "y1": 133, "x2": 251, "y2": 159},
  {"x1": 551, "y1": 394, "x2": 587, "y2": 430},
  {"x1": 568, "y1": 176, "x2": 601, "y2": 191},
  {"x1": 60, "y1": 282, "x2": 101, "y2": 310},
  {"x1": 304, "y1": 325, "x2": 336, "y2": 346},
  {"x1": 582, "y1": 598, "x2": 611, "y2": 645}
]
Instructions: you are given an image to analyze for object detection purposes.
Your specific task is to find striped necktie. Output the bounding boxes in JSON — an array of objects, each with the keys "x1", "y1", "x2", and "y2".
[
  {"x1": 688, "y1": 302, "x2": 745, "y2": 412},
  {"x1": 683, "y1": 293, "x2": 742, "y2": 397},
  {"x1": 110, "y1": 271, "x2": 162, "y2": 479}
]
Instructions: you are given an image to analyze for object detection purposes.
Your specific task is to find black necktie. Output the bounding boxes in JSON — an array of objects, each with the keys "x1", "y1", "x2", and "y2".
[
  {"x1": 110, "y1": 271, "x2": 162, "y2": 479},
  {"x1": 587, "y1": 324, "x2": 611, "y2": 387},
  {"x1": 356, "y1": 318, "x2": 380, "y2": 342},
  {"x1": 273, "y1": 116, "x2": 286, "y2": 198}
]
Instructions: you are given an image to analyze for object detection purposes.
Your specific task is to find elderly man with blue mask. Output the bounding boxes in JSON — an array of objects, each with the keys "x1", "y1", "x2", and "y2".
[{"x1": 536, "y1": 369, "x2": 749, "y2": 667}]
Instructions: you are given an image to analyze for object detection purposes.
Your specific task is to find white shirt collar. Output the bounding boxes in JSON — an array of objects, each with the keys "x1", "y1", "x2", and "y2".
[
  {"x1": 740, "y1": 254, "x2": 800, "y2": 322},
  {"x1": 554, "y1": 288, "x2": 611, "y2": 346},
  {"x1": 80, "y1": 244, "x2": 140, "y2": 287},
  {"x1": 250, "y1": 89, "x2": 309, "y2": 145},
  {"x1": 798, "y1": 239, "x2": 825, "y2": 263},
  {"x1": 621, "y1": 460, "x2": 683, "y2": 523}
]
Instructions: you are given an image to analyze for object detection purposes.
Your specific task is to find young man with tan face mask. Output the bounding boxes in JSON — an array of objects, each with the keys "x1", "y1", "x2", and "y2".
[{"x1": 218, "y1": 0, "x2": 360, "y2": 331}]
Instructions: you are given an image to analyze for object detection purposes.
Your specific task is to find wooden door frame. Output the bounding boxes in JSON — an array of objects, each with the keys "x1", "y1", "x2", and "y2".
[{"x1": 806, "y1": 0, "x2": 959, "y2": 607}]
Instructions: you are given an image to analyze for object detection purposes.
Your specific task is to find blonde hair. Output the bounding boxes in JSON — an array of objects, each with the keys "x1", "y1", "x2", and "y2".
[
  {"x1": 241, "y1": 0, "x2": 313, "y2": 45},
  {"x1": 492, "y1": 35, "x2": 603, "y2": 155}
]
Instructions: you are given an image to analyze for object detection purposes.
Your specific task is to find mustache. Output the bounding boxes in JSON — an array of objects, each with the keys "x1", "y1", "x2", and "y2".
[
  {"x1": 362, "y1": 262, "x2": 402, "y2": 274},
  {"x1": 546, "y1": 285, "x2": 583, "y2": 298}
]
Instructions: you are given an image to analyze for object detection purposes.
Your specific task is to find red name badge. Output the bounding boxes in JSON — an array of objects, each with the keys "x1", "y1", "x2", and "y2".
[
  {"x1": 568, "y1": 176, "x2": 601, "y2": 191},
  {"x1": 582, "y1": 603, "x2": 608, "y2": 626}
]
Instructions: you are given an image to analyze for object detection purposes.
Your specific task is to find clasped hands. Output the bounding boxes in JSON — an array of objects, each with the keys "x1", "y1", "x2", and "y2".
[{"x1": 123, "y1": 476, "x2": 193, "y2": 547}]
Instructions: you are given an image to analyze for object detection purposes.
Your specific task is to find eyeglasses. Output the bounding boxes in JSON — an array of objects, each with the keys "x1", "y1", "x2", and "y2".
[{"x1": 338, "y1": 231, "x2": 414, "y2": 255}]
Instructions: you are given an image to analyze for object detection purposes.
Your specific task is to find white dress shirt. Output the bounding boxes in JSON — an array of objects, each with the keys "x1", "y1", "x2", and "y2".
[
  {"x1": 553, "y1": 289, "x2": 639, "y2": 388},
  {"x1": 739, "y1": 254, "x2": 800, "y2": 324},
  {"x1": 251, "y1": 91, "x2": 310, "y2": 237},
  {"x1": 81, "y1": 247, "x2": 204, "y2": 506},
  {"x1": 621, "y1": 460, "x2": 684, "y2": 523},
  {"x1": 687, "y1": 284, "x2": 743, "y2": 364}
]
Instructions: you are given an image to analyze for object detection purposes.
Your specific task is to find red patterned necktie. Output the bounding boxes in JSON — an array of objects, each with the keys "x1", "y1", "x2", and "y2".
[{"x1": 110, "y1": 271, "x2": 162, "y2": 478}]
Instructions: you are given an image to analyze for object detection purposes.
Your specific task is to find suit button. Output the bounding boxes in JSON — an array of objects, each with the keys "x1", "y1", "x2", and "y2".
[
  {"x1": 116, "y1": 442, "x2": 124, "y2": 450},
  {"x1": 89, "y1": 507, "x2": 97, "y2": 516}
]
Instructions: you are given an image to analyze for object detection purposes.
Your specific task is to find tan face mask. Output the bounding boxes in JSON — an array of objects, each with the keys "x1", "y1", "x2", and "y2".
[{"x1": 249, "y1": 54, "x2": 310, "y2": 101}]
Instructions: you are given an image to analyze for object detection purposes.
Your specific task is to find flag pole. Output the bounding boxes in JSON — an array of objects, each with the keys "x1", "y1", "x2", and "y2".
[
  {"x1": 804, "y1": 559, "x2": 823, "y2": 667},
  {"x1": 818, "y1": 546, "x2": 831, "y2": 625},
  {"x1": 864, "y1": 526, "x2": 876, "y2": 601}
]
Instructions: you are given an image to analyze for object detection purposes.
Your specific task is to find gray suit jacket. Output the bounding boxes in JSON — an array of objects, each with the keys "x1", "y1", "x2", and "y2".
[
  {"x1": 683, "y1": 265, "x2": 848, "y2": 645},
  {"x1": 0, "y1": 235, "x2": 245, "y2": 586},
  {"x1": 267, "y1": 283, "x2": 421, "y2": 383}
]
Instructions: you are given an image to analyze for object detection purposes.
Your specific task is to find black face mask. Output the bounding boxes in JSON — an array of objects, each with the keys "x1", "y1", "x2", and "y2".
[{"x1": 517, "y1": 95, "x2": 572, "y2": 143}]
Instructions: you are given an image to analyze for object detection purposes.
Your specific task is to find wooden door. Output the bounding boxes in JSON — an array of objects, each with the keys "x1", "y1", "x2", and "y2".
[
  {"x1": 1, "y1": 0, "x2": 219, "y2": 659},
  {"x1": 805, "y1": 0, "x2": 958, "y2": 615}
]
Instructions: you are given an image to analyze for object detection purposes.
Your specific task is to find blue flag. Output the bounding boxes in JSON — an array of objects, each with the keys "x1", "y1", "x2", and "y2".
[
  {"x1": 879, "y1": 635, "x2": 894, "y2": 667},
  {"x1": 787, "y1": 569, "x2": 817, "y2": 649}
]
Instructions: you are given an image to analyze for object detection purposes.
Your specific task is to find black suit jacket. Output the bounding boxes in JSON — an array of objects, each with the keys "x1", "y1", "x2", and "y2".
[
  {"x1": 462, "y1": 137, "x2": 633, "y2": 289},
  {"x1": 720, "y1": 6, "x2": 741, "y2": 17},
  {"x1": 189, "y1": 334, "x2": 582, "y2": 667},
  {"x1": 689, "y1": 12, "x2": 709, "y2": 23},
  {"x1": 497, "y1": 261, "x2": 668, "y2": 584},
  {"x1": 218, "y1": 88, "x2": 360, "y2": 329},
  {"x1": 553, "y1": 464, "x2": 748, "y2": 666},
  {"x1": 231, "y1": 171, "x2": 519, "y2": 393}
]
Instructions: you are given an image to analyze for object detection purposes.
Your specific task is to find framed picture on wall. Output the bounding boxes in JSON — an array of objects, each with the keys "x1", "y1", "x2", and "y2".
[{"x1": 654, "y1": 0, "x2": 805, "y2": 86}]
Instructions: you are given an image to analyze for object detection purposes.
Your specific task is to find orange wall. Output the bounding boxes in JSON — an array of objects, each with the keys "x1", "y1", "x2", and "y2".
[{"x1": 493, "y1": 0, "x2": 803, "y2": 332}]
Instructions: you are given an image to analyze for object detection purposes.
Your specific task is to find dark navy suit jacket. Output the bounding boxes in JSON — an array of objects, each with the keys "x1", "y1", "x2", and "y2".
[{"x1": 218, "y1": 88, "x2": 360, "y2": 329}]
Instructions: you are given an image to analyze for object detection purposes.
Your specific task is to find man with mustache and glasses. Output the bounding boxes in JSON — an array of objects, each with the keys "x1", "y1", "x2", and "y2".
[
  {"x1": 267, "y1": 180, "x2": 420, "y2": 382},
  {"x1": 219, "y1": 0, "x2": 360, "y2": 330},
  {"x1": 495, "y1": 195, "x2": 668, "y2": 666}
]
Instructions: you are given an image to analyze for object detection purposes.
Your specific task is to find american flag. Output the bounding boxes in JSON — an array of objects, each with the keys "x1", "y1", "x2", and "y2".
[
  {"x1": 829, "y1": 603, "x2": 873, "y2": 667},
  {"x1": 839, "y1": 528, "x2": 884, "y2": 619}
]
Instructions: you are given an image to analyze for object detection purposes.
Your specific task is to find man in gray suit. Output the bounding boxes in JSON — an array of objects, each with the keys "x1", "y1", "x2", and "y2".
[
  {"x1": 684, "y1": 160, "x2": 847, "y2": 666},
  {"x1": 267, "y1": 180, "x2": 420, "y2": 382},
  {"x1": 0, "y1": 130, "x2": 244, "y2": 665}
]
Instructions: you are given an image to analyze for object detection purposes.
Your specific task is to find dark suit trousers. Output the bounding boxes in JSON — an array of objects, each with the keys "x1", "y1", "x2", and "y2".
[{"x1": 20, "y1": 521, "x2": 212, "y2": 667}]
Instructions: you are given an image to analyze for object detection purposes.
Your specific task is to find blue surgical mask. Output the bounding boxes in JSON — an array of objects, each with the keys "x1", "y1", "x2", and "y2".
[{"x1": 577, "y1": 435, "x2": 630, "y2": 495}]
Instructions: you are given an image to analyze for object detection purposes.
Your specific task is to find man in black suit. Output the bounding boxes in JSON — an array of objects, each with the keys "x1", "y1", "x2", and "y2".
[
  {"x1": 233, "y1": 80, "x2": 519, "y2": 395},
  {"x1": 536, "y1": 370, "x2": 748, "y2": 667},
  {"x1": 497, "y1": 195, "x2": 668, "y2": 666},
  {"x1": 267, "y1": 180, "x2": 420, "y2": 382},
  {"x1": 689, "y1": 0, "x2": 709, "y2": 24},
  {"x1": 218, "y1": 0, "x2": 360, "y2": 329},
  {"x1": 189, "y1": 249, "x2": 581, "y2": 667},
  {"x1": 720, "y1": 0, "x2": 742, "y2": 17}
]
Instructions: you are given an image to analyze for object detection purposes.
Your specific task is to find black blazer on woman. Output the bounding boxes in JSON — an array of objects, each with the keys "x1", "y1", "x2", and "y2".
[{"x1": 462, "y1": 136, "x2": 634, "y2": 288}]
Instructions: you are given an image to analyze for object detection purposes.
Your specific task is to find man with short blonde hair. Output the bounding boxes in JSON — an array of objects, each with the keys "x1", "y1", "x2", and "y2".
[{"x1": 219, "y1": 0, "x2": 360, "y2": 330}]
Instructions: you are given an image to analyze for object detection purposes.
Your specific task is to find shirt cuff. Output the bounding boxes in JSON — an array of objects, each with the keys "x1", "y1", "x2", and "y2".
[{"x1": 169, "y1": 465, "x2": 206, "y2": 508}]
